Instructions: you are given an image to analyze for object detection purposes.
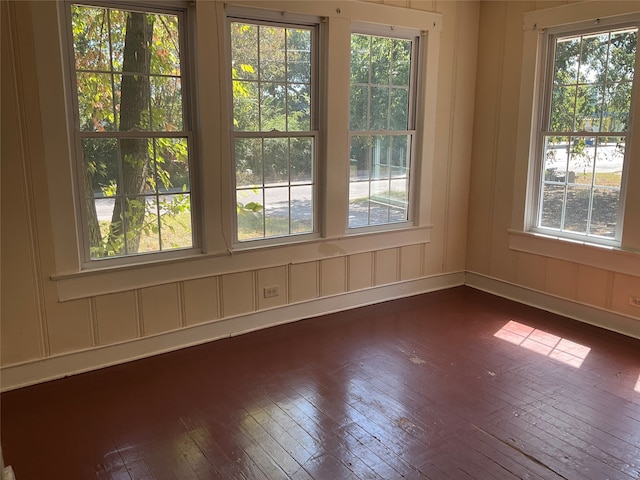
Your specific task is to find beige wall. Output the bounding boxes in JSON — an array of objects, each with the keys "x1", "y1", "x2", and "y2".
[
  {"x1": 467, "y1": 1, "x2": 640, "y2": 327},
  {"x1": 0, "y1": 0, "x2": 479, "y2": 389}
]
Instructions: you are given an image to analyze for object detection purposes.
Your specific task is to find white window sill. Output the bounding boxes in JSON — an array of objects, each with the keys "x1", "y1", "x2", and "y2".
[
  {"x1": 508, "y1": 230, "x2": 640, "y2": 277},
  {"x1": 52, "y1": 226, "x2": 432, "y2": 301}
]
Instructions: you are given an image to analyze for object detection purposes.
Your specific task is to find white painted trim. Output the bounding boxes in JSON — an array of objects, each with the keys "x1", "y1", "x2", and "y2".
[
  {"x1": 508, "y1": 230, "x2": 640, "y2": 277},
  {"x1": 0, "y1": 272, "x2": 464, "y2": 392},
  {"x1": 465, "y1": 271, "x2": 640, "y2": 340}
]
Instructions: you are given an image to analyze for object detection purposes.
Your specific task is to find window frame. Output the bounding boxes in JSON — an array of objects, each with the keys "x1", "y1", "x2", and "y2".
[
  {"x1": 529, "y1": 19, "x2": 640, "y2": 247},
  {"x1": 347, "y1": 23, "x2": 421, "y2": 233},
  {"x1": 225, "y1": 8, "x2": 322, "y2": 248},
  {"x1": 63, "y1": 0, "x2": 200, "y2": 268}
]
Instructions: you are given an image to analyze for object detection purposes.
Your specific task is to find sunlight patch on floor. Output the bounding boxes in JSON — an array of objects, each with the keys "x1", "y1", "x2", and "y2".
[{"x1": 494, "y1": 320, "x2": 591, "y2": 368}]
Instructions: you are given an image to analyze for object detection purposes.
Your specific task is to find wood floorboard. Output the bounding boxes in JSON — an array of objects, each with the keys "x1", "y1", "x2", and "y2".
[{"x1": 2, "y1": 287, "x2": 640, "y2": 479}]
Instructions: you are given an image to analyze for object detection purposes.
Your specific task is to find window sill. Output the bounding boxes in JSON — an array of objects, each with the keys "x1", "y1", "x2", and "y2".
[
  {"x1": 508, "y1": 230, "x2": 640, "y2": 277},
  {"x1": 52, "y1": 226, "x2": 433, "y2": 301}
]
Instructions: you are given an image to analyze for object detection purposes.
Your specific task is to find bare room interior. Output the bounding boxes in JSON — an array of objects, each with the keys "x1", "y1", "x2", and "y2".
[{"x1": 1, "y1": 0, "x2": 639, "y2": 479}]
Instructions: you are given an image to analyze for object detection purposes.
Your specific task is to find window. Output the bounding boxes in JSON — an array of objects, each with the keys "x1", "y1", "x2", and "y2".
[
  {"x1": 229, "y1": 16, "x2": 317, "y2": 242},
  {"x1": 534, "y1": 24, "x2": 638, "y2": 244},
  {"x1": 348, "y1": 29, "x2": 418, "y2": 229},
  {"x1": 69, "y1": 3, "x2": 194, "y2": 261}
]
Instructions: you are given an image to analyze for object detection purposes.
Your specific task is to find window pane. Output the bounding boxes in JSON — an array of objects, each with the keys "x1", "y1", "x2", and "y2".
[
  {"x1": 564, "y1": 186, "x2": 590, "y2": 233},
  {"x1": 265, "y1": 187, "x2": 289, "y2": 237},
  {"x1": 264, "y1": 138, "x2": 288, "y2": 185},
  {"x1": 290, "y1": 185, "x2": 313, "y2": 234},
  {"x1": 71, "y1": 5, "x2": 110, "y2": 72},
  {"x1": 578, "y1": 32, "x2": 608, "y2": 84},
  {"x1": 590, "y1": 188, "x2": 619, "y2": 238},
  {"x1": 237, "y1": 188, "x2": 264, "y2": 241},
  {"x1": 349, "y1": 181, "x2": 370, "y2": 228},
  {"x1": 82, "y1": 138, "x2": 119, "y2": 198},
  {"x1": 568, "y1": 137, "x2": 595, "y2": 184},
  {"x1": 77, "y1": 72, "x2": 115, "y2": 132},
  {"x1": 540, "y1": 184, "x2": 564, "y2": 229},
  {"x1": 608, "y1": 30, "x2": 637, "y2": 83},
  {"x1": 350, "y1": 34, "x2": 370, "y2": 84},
  {"x1": 109, "y1": 10, "x2": 126, "y2": 72},
  {"x1": 391, "y1": 135, "x2": 410, "y2": 178},
  {"x1": 235, "y1": 138, "x2": 262, "y2": 188},
  {"x1": 158, "y1": 193, "x2": 192, "y2": 250},
  {"x1": 233, "y1": 80, "x2": 259, "y2": 131},
  {"x1": 151, "y1": 76, "x2": 183, "y2": 131},
  {"x1": 550, "y1": 86, "x2": 576, "y2": 131},
  {"x1": 290, "y1": 137, "x2": 313, "y2": 183},
  {"x1": 260, "y1": 26, "x2": 286, "y2": 82},
  {"x1": 371, "y1": 36, "x2": 391, "y2": 85},
  {"x1": 150, "y1": 13, "x2": 180, "y2": 76},
  {"x1": 390, "y1": 88, "x2": 409, "y2": 130},
  {"x1": 543, "y1": 136, "x2": 570, "y2": 182},
  {"x1": 594, "y1": 137, "x2": 624, "y2": 188},
  {"x1": 287, "y1": 29, "x2": 311, "y2": 84},
  {"x1": 370, "y1": 86, "x2": 389, "y2": 130},
  {"x1": 391, "y1": 39, "x2": 411, "y2": 87},
  {"x1": 231, "y1": 23, "x2": 258, "y2": 80},
  {"x1": 603, "y1": 82, "x2": 632, "y2": 132},
  {"x1": 287, "y1": 84, "x2": 310, "y2": 131},
  {"x1": 260, "y1": 83, "x2": 287, "y2": 131},
  {"x1": 155, "y1": 138, "x2": 190, "y2": 193},
  {"x1": 350, "y1": 85, "x2": 368, "y2": 131},
  {"x1": 575, "y1": 85, "x2": 603, "y2": 132},
  {"x1": 553, "y1": 37, "x2": 580, "y2": 84}
]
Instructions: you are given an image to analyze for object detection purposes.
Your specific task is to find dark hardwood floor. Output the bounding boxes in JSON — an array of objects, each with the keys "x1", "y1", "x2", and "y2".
[{"x1": 2, "y1": 286, "x2": 639, "y2": 479}]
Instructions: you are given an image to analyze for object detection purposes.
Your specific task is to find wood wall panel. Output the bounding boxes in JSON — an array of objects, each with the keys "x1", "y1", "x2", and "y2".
[
  {"x1": 289, "y1": 262, "x2": 318, "y2": 303},
  {"x1": 95, "y1": 291, "x2": 138, "y2": 345},
  {"x1": 320, "y1": 258, "x2": 346, "y2": 297},
  {"x1": 515, "y1": 252, "x2": 546, "y2": 292},
  {"x1": 611, "y1": 273, "x2": 640, "y2": 317},
  {"x1": 576, "y1": 265, "x2": 610, "y2": 309},
  {"x1": 257, "y1": 266, "x2": 288, "y2": 310},
  {"x1": 183, "y1": 277, "x2": 220, "y2": 326},
  {"x1": 221, "y1": 272, "x2": 255, "y2": 318},
  {"x1": 140, "y1": 284, "x2": 180, "y2": 336},
  {"x1": 375, "y1": 249, "x2": 399, "y2": 286},
  {"x1": 544, "y1": 258, "x2": 577, "y2": 300},
  {"x1": 46, "y1": 299, "x2": 92, "y2": 355},
  {"x1": 400, "y1": 244, "x2": 422, "y2": 280},
  {"x1": 348, "y1": 253, "x2": 373, "y2": 291}
]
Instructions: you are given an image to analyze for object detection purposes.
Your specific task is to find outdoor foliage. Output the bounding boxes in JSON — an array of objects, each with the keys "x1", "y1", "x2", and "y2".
[{"x1": 71, "y1": 5, "x2": 192, "y2": 258}]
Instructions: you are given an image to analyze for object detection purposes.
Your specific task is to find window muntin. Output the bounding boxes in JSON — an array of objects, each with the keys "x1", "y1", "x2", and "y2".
[
  {"x1": 536, "y1": 26, "x2": 637, "y2": 242},
  {"x1": 230, "y1": 19, "x2": 317, "y2": 242},
  {"x1": 348, "y1": 32, "x2": 416, "y2": 229},
  {"x1": 70, "y1": 4, "x2": 193, "y2": 260}
]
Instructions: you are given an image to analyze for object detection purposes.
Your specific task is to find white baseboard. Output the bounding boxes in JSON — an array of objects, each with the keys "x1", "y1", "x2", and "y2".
[
  {"x1": 465, "y1": 271, "x2": 640, "y2": 340},
  {"x1": 0, "y1": 272, "x2": 465, "y2": 392}
]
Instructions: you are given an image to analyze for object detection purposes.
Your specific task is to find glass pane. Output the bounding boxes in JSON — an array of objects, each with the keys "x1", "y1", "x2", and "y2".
[
  {"x1": 290, "y1": 137, "x2": 313, "y2": 183},
  {"x1": 265, "y1": 187, "x2": 289, "y2": 237},
  {"x1": 287, "y1": 84, "x2": 310, "y2": 131},
  {"x1": 237, "y1": 188, "x2": 264, "y2": 241},
  {"x1": 290, "y1": 185, "x2": 313, "y2": 234},
  {"x1": 117, "y1": 73, "x2": 151, "y2": 131},
  {"x1": 371, "y1": 36, "x2": 391, "y2": 85},
  {"x1": 82, "y1": 138, "x2": 119, "y2": 198},
  {"x1": 590, "y1": 188, "x2": 619, "y2": 238},
  {"x1": 350, "y1": 136, "x2": 373, "y2": 181},
  {"x1": 603, "y1": 82, "x2": 632, "y2": 132},
  {"x1": 607, "y1": 29, "x2": 637, "y2": 83},
  {"x1": 287, "y1": 29, "x2": 311, "y2": 84},
  {"x1": 123, "y1": 195, "x2": 155, "y2": 253},
  {"x1": 370, "y1": 87, "x2": 389, "y2": 130},
  {"x1": 264, "y1": 138, "x2": 288, "y2": 185},
  {"x1": 150, "y1": 13, "x2": 180, "y2": 76},
  {"x1": 231, "y1": 23, "x2": 258, "y2": 80},
  {"x1": 109, "y1": 9, "x2": 126, "y2": 72},
  {"x1": 564, "y1": 186, "x2": 589, "y2": 233},
  {"x1": 540, "y1": 184, "x2": 563, "y2": 229},
  {"x1": 578, "y1": 32, "x2": 608, "y2": 84},
  {"x1": 371, "y1": 136, "x2": 391, "y2": 180},
  {"x1": 71, "y1": 5, "x2": 110, "y2": 72},
  {"x1": 550, "y1": 86, "x2": 576, "y2": 132},
  {"x1": 568, "y1": 137, "x2": 595, "y2": 185},
  {"x1": 350, "y1": 85, "x2": 369, "y2": 131},
  {"x1": 349, "y1": 181, "x2": 370, "y2": 228},
  {"x1": 553, "y1": 36, "x2": 580, "y2": 84},
  {"x1": 390, "y1": 135, "x2": 410, "y2": 178},
  {"x1": 77, "y1": 72, "x2": 115, "y2": 132},
  {"x1": 233, "y1": 80, "x2": 259, "y2": 131},
  {"x1": 594, "y1": 137, "x2": 624, "y2": 188},
  {"x1": 235, "y1": 138, "x2": 263, "y2": 187},
  {"x1": 390, "y1": 88, "x2": 409, "y2": 130},
  {"x1": 543, "y1": 136, "x2": 570, "y2": 182},
  {"x1": 119, "y1": 138, "x2": 152, "y2": 195},
  {"x1": 369, "y1": 202, "x2": 391, "y2": 225},
  {"x1": 391, "y1": 39, "x2": 411, "y2": 87},
  {"x1": 90, "y1": 197, "x2": 123, "y2": 259},
  {"x1": 158, "y1": 193, "x2": 192, "y2": 250},
  {"x1": 389, "y1": 204, "x2": 408, "y2": 223},
  {"x1": 351, "y1": 34, "x2": 370, "y2": 84},
  {"x1": 260, "y1": 26, "x2": 286, "y2": 82},
  {"x1": 575, "y1": 85, "x2": 603, "y2": 132},
  {"x1": 151, "y1": 76, "x2": 183, "y2": 131},
  {"x1": 155, "y1": 138, "x2": 189, "y2": 193},
  {"x1": 260, "y1": 83, "x2": 287, "y2": 131}
]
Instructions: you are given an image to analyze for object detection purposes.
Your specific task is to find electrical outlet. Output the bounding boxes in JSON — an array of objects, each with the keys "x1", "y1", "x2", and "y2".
[
  {"x1": 264, "y1": 286, "x2": 279, "y2": 298},
  {"x1": 629, "y1": 296, "x2": 640, "y2": 308}
]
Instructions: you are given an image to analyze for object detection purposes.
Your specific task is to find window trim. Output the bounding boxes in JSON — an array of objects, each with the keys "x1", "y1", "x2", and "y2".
[
  {"x1": 62, "y1": 0, "x2": 201, "y2": 268},
  {"x1": 346, "y1": 23, "x2": 422, "y2": 232},
  {"x1": 225, "y1": 9, "x2": 322, "y2": 247},
  {"x1": 511, "y1": 3, "x2": 640, "y2": 256}
]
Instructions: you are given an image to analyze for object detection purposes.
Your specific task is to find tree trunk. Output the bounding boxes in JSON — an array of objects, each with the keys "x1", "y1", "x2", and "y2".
[{"x1": 107, "y1": 12, "x2": 153, "y2": 254}]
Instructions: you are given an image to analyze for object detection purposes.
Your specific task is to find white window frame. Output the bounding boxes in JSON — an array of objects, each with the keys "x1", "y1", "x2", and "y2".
[
  {"x1": 529, "y1": 19, "x2": 639, "y2": 247},
  {"x1": 225, "y1": 7, "x2": 321, "y2": 247},
  {"x1": 510, "y1": 4, "x2": 640, "y2": 274},
  {"x1": 347, "y1": 23, "x2": 421, "y2": 233},
  {"x1": 62, "y1": 0, "x2": 200, "y2": 268}
]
